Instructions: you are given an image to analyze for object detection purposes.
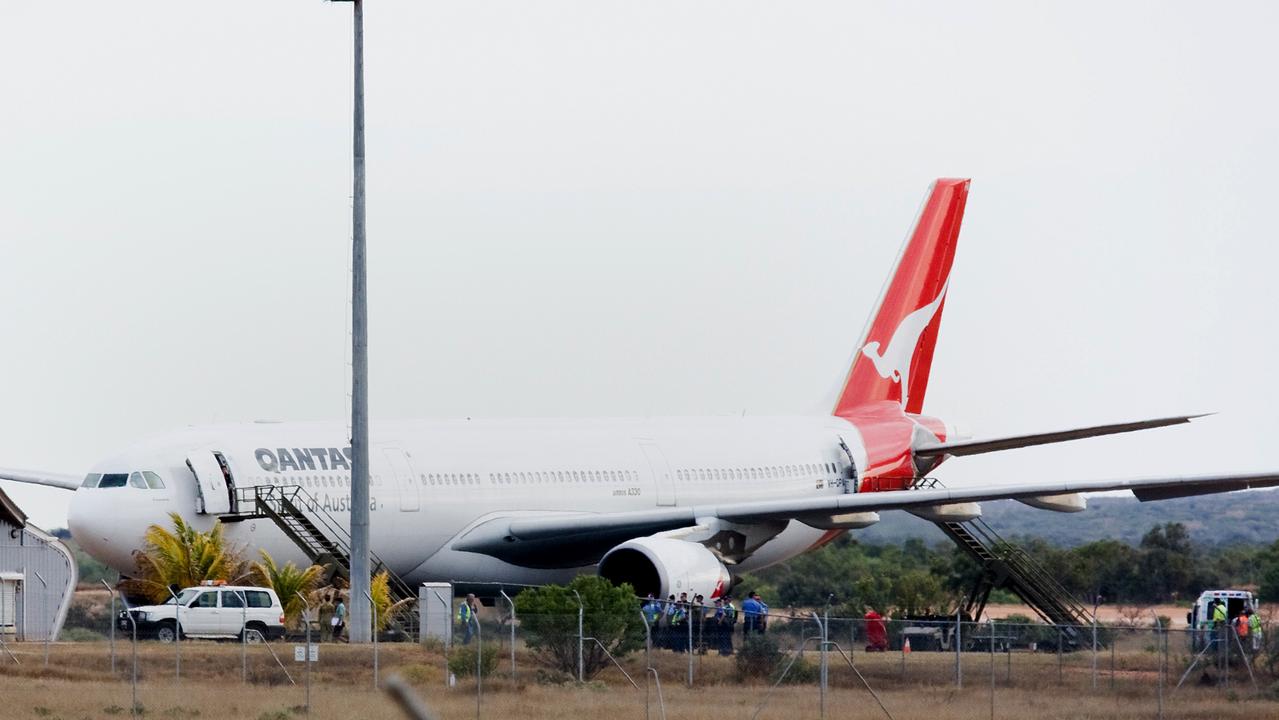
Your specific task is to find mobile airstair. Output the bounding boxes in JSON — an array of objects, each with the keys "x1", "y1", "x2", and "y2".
[
  {"x1": 222, "y1": 485, "x2": 419, "y2": 636},
  {"x1": 912, "y1": 479, "x2": 1094, "y2": 643}
]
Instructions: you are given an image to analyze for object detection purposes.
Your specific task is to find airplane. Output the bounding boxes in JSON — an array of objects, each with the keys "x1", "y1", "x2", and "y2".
[{"x1": 4, "y1": 178, "x2": 1277, "y2": 600}]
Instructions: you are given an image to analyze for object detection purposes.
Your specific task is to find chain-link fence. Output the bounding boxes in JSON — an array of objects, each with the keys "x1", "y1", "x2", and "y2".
[{"x1": 9, "y1": 594, "x2": 1278, "y2": 719}]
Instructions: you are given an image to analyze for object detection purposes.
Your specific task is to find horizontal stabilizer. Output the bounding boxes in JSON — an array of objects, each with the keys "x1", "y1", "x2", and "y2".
[
  {"x1": 0, "y1": 467, "x2": 81, "y2": 491},
  {"x1": 914, "y1": 414, "x2": 1207, "y2": 458}
]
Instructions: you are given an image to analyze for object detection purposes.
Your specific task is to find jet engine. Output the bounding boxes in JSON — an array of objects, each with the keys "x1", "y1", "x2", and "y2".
[{"x1": 598, "y1": 537, "x2": 732, "y2": 599}]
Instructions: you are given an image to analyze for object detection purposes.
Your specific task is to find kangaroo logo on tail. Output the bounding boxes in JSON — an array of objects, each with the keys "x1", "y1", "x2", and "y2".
[{"x1": 860, "y1": 279, "x2": 949, "y2": 408}]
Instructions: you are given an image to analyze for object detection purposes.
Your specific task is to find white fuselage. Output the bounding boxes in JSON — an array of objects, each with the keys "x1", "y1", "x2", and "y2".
[{"x1": 69, "y1": 416, "x2": 870, "y2": 587}]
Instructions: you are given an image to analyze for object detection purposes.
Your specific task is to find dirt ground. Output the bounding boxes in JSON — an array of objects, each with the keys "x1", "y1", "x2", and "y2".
[
  {"x1": 0, "y1": 638, "x2": 1273, "y2": 720},
  {"x1": 983, "y1": 602, "x2": 1193, "y2": 627}
]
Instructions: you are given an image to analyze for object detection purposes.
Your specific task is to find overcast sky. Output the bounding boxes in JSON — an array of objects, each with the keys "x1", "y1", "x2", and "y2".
[{"x1": 3, "y1": 1, "x2": 1277, "y2": 529}]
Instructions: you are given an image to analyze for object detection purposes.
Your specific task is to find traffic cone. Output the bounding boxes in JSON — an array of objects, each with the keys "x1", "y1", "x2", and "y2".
[{"x1": 903, "y1": 638, "x2": 912, "y2": 654}]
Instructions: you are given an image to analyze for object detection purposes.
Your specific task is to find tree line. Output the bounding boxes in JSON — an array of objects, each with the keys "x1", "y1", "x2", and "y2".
[{"x1": 739, "y1": 522, "x2": 1279, "y2": 615}]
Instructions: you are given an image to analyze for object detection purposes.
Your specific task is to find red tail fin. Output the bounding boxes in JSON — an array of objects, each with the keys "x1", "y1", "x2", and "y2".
[{"x1": 832, "y1": 179, "x2": 970, "y2": 416}]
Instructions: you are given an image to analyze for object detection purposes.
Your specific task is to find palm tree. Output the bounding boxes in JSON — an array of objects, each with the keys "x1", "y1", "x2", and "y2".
[
  {"x1": 126, "y1": 512, "x2": 245, "y2": 603},
  {"x1": 251, "y1": 550, "x2": 323, "y2": 628},
  {"x1": 370, "y1": 570, "x2": 415, "y2": 632}
]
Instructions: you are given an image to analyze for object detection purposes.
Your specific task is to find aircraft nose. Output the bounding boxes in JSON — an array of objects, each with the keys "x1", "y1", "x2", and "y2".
[{"x1": 68, "y1": 488, "x2": 143, "y2": 574}]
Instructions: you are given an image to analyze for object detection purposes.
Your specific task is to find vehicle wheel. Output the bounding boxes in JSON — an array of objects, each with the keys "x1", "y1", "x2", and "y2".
[
  {"x1": 155, "y1": 622, "x2": 179, "y2": 643},
  {"x1": 242, "y1": 624, "x2": 267, "y2": 644}
]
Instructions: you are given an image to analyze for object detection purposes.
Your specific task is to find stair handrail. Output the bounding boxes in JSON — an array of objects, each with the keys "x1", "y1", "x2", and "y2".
[{"x1": 245, "y1": 484, "x2": 416, "y2": 601}]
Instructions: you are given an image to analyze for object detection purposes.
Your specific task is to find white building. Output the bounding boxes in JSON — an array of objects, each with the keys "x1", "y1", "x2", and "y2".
[{"x1": 0, "y1": 488, "x2": 77, "y2": 641}]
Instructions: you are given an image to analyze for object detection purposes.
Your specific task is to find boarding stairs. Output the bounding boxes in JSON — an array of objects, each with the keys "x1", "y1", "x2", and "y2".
[
  {"x1": 911, "y1": 478, "x2": 1093, "y2": 643},
  {"x1": 222, "y1": 485, "x2": 419, "y2": 638}
]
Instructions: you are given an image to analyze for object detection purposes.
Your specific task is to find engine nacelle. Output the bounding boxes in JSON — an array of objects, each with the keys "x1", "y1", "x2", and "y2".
[{"x1": 598, "y1": 537, "x2": 732, "y2": 599}]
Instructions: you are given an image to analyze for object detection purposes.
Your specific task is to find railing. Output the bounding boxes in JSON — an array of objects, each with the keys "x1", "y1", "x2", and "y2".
[{"x1": 232, "y1": 485, "x2": 416, "y2": 603}]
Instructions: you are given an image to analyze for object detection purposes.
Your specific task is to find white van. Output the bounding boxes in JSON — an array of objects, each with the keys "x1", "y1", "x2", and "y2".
[
  {"x1": 1187, "y1": 589, "x2": 1257, "y2": 650},
  {"x1": 120, "y1": 583, "x2": 287, "y2": 642}
]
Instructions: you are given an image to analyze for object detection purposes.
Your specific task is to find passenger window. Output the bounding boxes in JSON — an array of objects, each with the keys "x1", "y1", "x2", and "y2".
[
  {"x1": 81, "y1": 473, "x2": 102, "y2": 488},
  {"x1": 143, "y1": 471, "x2": 166, "y2": 490},
  {"x1": 222, "y1": 591, "x2": 244, "y2": 608},
  {"x1": 246, "y1": 591, "x2": 272, "y2": 608}
]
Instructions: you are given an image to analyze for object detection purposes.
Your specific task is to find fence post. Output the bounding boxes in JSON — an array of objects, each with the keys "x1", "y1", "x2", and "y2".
[
  {"x1": 988, "y1": 618, "x2": 995, "y2": 720},
  {"x1": 119, "y1": 595, "x2": 139, "y2": 719},
  {"x1": 1091, "y1": 596, "x2": 1100, "y2": 691},
  {"x1": 364, "y1": 590, "x2": 379, "y2": 689},
  {"x1": 639, "y1": 609, "x2": 652, "y2": 720},
  {"x1": 822, "y1": 604, "x2": 831, "y2": 720},
  {"x1": 686, "y1": 601, "x2": 693, "y2": 687},
  {"x1": 474, "y1": 605, "x2": 482, "y2": 720},
  {"x1": 1091, "y1": 617, "x2": 1098, "y2": 690},
  {"x1": 811, "y1": 611, "x2": 827, "y2": 720},
  {"x1": 235, "y1": 589, "x2": 249, "y2": 684},
  {"x1": 33, "y1": 571, "x2": 48, "y2": 667},
  {"x1": 101, "y1": 580, "x2": 116, "y2": 674},
  {"x1": 499, "y1": 589, "x2": 516, "y2": 683},
  {"x1": 955, "y1": 610, "x2": 962, "y2": 689},
  {"x1": 166, "y1": 586, "x2": 182, "y2": 683},
  {"x1": 1150, "y1": 610, "x2": 1163, "y2": 720},
  {"x1": 571, "y1": 589, "x2": 584, "y2": 683},
  {"x1": 300, "y1": 595, "x2": 312, "y2": 716}
]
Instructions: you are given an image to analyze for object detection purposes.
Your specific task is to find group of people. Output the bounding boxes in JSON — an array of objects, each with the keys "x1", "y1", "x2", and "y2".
[
  {"x1": 641, "y1": 591, "x2": 771, "y2": 656},
  {"x1": 314, "y1": 590, "x2": 347, "y2": 642},
  {"x1": 1198, "y1": 598, "x2": 1263, "y2": 652}
]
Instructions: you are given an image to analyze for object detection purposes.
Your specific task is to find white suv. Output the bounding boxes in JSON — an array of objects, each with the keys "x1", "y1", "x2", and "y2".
[{"x1": 120, "y1": 585, "x2": 287, "y2": 642}]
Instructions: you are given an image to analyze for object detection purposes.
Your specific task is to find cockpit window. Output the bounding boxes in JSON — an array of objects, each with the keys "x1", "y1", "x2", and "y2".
[
  {"x1": 81, "y1": 473, "x2": 102, "y2": 488},
  {"x1": 98, "y1": 473, "x2": 129, "y2": 489},
  {"x1": 143, "y1": 471, "x2": 166, "y2": 489},
  {"x1": 128, "y1": 472, "x2": 148, "y2": 489}
]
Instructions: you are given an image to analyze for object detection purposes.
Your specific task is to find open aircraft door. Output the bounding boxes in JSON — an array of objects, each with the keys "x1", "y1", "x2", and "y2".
[
  {"x1": 187, "y1": 449, "x2": 233, "y2": 515},
  {"x1": 637, "y1": 440, "x2": 676, "y2": 506},
  {"x1": 383, "y1": 447, "x2": 420, "y2": 512}
]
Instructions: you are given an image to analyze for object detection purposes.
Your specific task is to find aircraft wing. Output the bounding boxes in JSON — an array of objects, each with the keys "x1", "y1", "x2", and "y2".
[
  {"x1": 0, "y1": 467, "x2": 81, "y2": 491},
  {"x1": 913, "y1": 414, "x2": 1206, "y2": 458},
  {"x1": 453, "y1": 470, "x2": 1279, "y2": 567}
]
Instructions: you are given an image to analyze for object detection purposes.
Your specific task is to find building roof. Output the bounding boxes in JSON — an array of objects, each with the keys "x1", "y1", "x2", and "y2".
[{"x1": 0, "y1": 486, "x2": 28, "y2": 528}]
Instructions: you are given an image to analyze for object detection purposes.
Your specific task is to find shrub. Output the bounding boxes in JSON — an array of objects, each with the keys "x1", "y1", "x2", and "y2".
[
  {"x1": 398, "y1": 663, "x2": 434, "y2": 684},
  {"x1": 515, "y1": 576, "x2": 644, "y2": 679},
  {"x1": 448, "y1": 643, "x2": 499, "y2": 678},
  {"x1": 736, "y1": 633, "x2": 784, "y2": 680},
  {"x1": 61, "y1": 627, "x2": 107, "y2": 642}
]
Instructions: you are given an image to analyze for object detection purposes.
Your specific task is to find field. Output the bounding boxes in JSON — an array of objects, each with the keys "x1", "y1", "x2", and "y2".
[{"x1": 0, "y1": 635, "x2": 1275, "y2": 720}]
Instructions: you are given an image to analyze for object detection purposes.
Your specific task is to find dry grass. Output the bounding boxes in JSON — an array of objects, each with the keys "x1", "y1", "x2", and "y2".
[{"x1": 0, "y1": 639, "x2": 1273, "y2": 720}]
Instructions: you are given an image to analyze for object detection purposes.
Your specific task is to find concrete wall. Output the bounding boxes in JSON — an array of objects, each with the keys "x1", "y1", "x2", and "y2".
[{"x1": 0, "y1": 519, "x2": 77, "y2": 641}]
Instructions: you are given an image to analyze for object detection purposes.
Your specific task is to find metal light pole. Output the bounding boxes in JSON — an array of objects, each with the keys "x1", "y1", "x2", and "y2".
[{"x1": 328, "y1": 0, "x2": 371, "y2": 646}]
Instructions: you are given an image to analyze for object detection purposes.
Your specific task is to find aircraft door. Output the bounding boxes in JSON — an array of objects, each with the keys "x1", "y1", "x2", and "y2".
[
  {"x1": 638, "y1": 441, "x2": 676, "y2": 506},
  {"x1": 383, "y1": 447, "x2": 420, "y2": 512},
  {"x1": 187, "y1": 449, "x2": 233, "y2": 515}
]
